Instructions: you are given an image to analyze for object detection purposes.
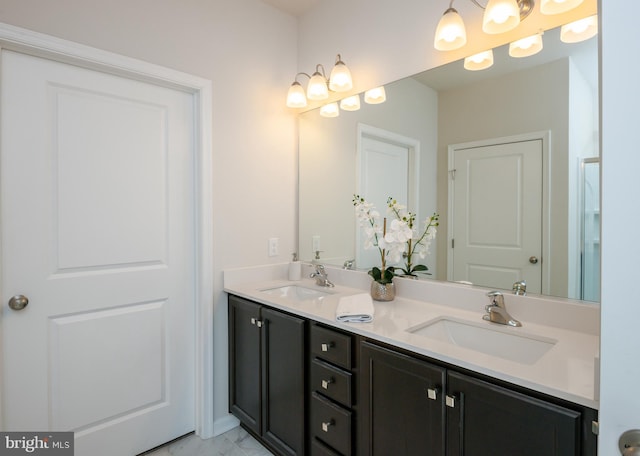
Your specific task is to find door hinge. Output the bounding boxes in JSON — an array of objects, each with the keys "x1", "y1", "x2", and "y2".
[
  {"x1": 449, "y1": 169, "x2": 456, "y2": 180},
  {"x1": 451, "y1": 239, "x2": 455, "y2": 249}
]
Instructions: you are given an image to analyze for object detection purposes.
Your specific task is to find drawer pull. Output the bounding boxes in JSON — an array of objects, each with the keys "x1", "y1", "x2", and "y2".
[
  {"x1": 321, "y1": 342, "x2": 335, "y2": 352},
  {"x1": 321, "y1": 419, "x2": 335, "y2": 433},
  {"x1": 427, "y1": 387, "x2": 439, "y2": 401},
  {"x1": 321, "y1": 378, "x2": 334, "y2": 389}
]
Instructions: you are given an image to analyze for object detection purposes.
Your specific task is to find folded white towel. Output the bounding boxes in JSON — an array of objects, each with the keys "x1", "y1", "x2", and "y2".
[{"x1": 336, "y1": 293, "x2": 375, "y2": 323}]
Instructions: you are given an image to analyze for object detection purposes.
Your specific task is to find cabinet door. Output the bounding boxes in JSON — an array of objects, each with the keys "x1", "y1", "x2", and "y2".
[
  {"x1": 446, "y1": 371, "x2": 581, "y2": 456},
  {"x1": 228, "y1": 295, "x2": 261, "y2": 435},
  {"x1": 262, "y1": 307, "x2": 306, "y2": 456},
  {"x1": 360, "y1": 341, "x2": 446, "y2": 456}
]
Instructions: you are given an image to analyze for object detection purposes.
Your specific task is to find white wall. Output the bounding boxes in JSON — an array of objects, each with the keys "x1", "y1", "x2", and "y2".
[{"x1": 0, "y1": 0, "x2": 299, "y2": 435}]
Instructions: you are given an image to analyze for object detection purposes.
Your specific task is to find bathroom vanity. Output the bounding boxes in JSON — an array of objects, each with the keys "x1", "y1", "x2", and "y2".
[{"x1": 225, "y1": 264, "x2": 599, "y2": 456}]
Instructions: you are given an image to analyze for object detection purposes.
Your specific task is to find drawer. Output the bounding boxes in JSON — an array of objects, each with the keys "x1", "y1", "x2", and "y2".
[
  {"x1": 311, "y1": 392, "x2": 352, "y2": 456},
  {"x1": 311, "y1": 438, "x2": 342, "y2": 456},
  {"x1": 311, "y1": 358, "x2": 352, "y2": 407},
  {"x1": 310, "y1": 324, "x2": 352, "y2": 369}
]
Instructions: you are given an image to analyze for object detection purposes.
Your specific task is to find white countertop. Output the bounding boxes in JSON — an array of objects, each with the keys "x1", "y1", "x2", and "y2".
[{"x1": 224, "y1": 264, "x2": 599, "y2": 410}]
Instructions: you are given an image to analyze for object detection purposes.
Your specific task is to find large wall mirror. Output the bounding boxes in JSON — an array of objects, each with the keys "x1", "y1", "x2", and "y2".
[{"x1": 298, "y1": 26, "x2": 599, "y2": 302}]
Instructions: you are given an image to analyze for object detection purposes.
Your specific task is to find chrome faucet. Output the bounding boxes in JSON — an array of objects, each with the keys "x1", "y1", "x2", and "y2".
[
  {"x1": 483, "y1": 291, "x2": 522, "y2": 327},
  {"x1": 310, "y1": 264, "x2": 335, "y2": 287},
  {"x1": 343, "y1": 259, "x2": 355, "y2": 270}
]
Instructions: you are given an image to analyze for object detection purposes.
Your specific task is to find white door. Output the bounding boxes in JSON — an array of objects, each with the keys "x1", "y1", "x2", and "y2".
[
  {"x1": 357, "y1": 132, "x2": 414, "y2": 270},
  {"x1": 0, "y1": 49, "x2": 195, "y2": 455},
  {"x1": 449, "y1": 139, "x2": 542, "y2": 292}
]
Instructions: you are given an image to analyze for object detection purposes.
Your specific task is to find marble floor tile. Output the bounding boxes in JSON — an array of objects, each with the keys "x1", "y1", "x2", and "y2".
[{"x1": 141, "y1": 427, "x2": 274, "y2": 456}]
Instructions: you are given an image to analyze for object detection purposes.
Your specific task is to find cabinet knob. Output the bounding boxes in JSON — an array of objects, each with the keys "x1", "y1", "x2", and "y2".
[
  {"x1": 445, "y1": 395, "x2": 457, "y2": 408},
  {"x1": 321, "y1": 342, "x2": 334, "y2": 352},
  {"x1": 427, "y1": 387, "x2": 439, "y2": 401},
  {"x1": 321, "y1": 419, "x2": 334, "y2": 433},
  {"x1": 321, "y1": 378, "x2": 334, "y2": 390},
  {"x1": 250, "y1": 318, "x2": 263, "y2": 328}
]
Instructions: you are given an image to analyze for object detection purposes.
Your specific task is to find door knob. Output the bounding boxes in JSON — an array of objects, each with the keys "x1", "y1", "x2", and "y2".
[
  {"x1": 529, "y1": 256, "x2": 539, "y2": 264},
  {"x1": 8, "y1": 295, "x2": 29, "y2": 311},
  {"x1": 619, "y1": 430, "x2": 640, "y2": 455}
]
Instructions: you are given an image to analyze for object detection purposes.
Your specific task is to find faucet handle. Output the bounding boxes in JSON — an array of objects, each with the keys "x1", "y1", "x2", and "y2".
[{"x1": 486, "y1": 291, "x2": 504, "y2": 306}]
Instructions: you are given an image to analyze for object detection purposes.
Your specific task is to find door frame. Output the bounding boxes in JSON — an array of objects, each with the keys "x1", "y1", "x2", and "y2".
[
  {"x1": 355, "y1": 123, "x2": 420, "y2": 269},
  {"x1": 446, "y1": 131, "x2": 551, "y2": 294},
  {"x1": 0, "y1": 22, "x2": 215, "y2": 438}
]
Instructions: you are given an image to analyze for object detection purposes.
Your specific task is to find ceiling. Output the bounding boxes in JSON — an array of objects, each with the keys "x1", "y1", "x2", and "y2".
[{"x1": 260, "y1": 0, "x2": 320, "y2": 17}]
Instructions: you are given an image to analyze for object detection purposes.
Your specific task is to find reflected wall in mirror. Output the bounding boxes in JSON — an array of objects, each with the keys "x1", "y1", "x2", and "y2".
[{"x1": 298, "y1": 26, "x2": 599, "y2": 301}]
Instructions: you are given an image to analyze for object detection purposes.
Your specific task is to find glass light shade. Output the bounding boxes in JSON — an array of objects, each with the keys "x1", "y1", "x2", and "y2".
[
  {"x1": 464, "y1": 50, "x2": 494, "y2": 71},
  {"x1": 329, "y1": 59, "x2": 353, "y2": 92},
  {"x1": 560, "y1": 15, "x2": 598, "y2": 43},
  {"x1": 434, "y1": 8, "x2": 467, "y2": 51},
  {"x1": 540, "y1": 0, "x2": 584, "y2": 15},
  {"x1": 364, "y1": 86, "x2": 386, "y2": 104},
  {"x1": 319, "y1": 102, "x2": 340, "y2": 118},
  {"x1": 509, "y1": 33, "x2": 543, "y2": 58},
  {"x1": 286, "y1": 81, "x2": 307, "y2": 108},
  {"x1": 307, "y1": 71, "x2": 329, "y2": 100},
  {"x1": 340, "y1": 95, "x2": 360, "y2": 111},
  {"x1": 483, "y1": 0, "x2": 520, "y2": 34}
]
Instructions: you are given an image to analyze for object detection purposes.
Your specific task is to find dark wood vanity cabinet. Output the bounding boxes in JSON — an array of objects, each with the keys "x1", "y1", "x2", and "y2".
[
  {"x1": 359, "y1": 341, "x2": 446, "y2": 455},
  {"x1": 309, "y1": 323, "x2": 357, "y2": 456},
  {"x1": 228, "y1": 295, "x2": 306, "y2": 456},
  {"x1": 228, "y1": 294, "x2": 597, "y2": 456},
  {"x1": 359, "y1": 339, "x2": 598, "y2": 456},
  {"x1": 446, "y1": 371, "x2": 584, "y2": 456}
]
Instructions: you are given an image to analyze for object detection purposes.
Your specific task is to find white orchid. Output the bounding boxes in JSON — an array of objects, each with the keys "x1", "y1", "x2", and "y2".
[{"x1": 353, "y1": 194, "x2": 439, "y2": 282}]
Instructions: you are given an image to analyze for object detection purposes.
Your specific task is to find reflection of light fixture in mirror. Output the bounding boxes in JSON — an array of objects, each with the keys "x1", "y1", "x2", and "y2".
[
  {"x1": 560, "y1": 15, "x2": 597, "y2": 43},
  {"x1": 464, "y1": 49, "x2": 494, "y2": 70},
  {"x1": 482, "y1": 0, "x2": 521, "y2": 34},
  {"x1": 340, "y1": 95, "x2": 361, "y2": 111},
  {"x1": 509, "y1": 32, "x2": 543, "y2": 57},
  {"x1": 364, "y1": 87, "x2": 386, "y2": 104},
  {"x1": 434, "y1": 6, "x2": 467, "y2": 51},
  {"x1": 286, "y1": 54, "x2": 353, "y2": 108},
  {"x1": 320, "y1": 102, "x2": 340, "y2": 118},
  {"x1": 540, "y1": 0, "x2": 583, "y2": 15}
]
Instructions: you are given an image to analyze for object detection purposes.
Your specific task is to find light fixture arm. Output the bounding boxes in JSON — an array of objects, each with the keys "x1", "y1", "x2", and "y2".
[{"x1": 468, "y1": 0, "x2": 535, "y2": 20}]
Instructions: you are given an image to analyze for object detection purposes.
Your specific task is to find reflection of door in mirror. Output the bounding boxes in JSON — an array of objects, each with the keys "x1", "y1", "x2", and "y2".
[
  {"x1": 356, "y1": 125, "x2": 420, "y2": 270},
  {"x1": 448, "y1": 137, "x2": 543, "y2": 293},
  {"x1": 580, "y1": 158, "x2": 600, "y2": 302}
]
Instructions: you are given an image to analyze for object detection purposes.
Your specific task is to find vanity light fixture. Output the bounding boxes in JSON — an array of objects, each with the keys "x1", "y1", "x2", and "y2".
[
  {"x1": 464, "y1": 49, "x2": 494, "y2": 70},
  {"x1": 435, "y1": 0, "x2": 534, "y2": 51},
  {"x1": 560, "y1": 14, "x2": 597, "y2": 43},
  {"x1": 540, "y1": 0, "x2": 583, "y2": 15},
  {"x1": 340, "y1": 95, "x2": 361, "y2": 111},
  {"x1": 509, "y1": 32, "x2": 544, "y2": 57},
  {"x1": 286, "y1": 54, "x2": 353, "y2": 108},
  {"x1": 434, "y1": 5, "x2": 467, "y2": 51},
  {"x1": 364, "y1": 86, "x2": 387, "y2": 104}
]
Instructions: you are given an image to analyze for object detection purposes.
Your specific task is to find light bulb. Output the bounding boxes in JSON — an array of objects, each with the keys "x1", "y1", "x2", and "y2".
[
  {"x1": 307, "y1": 71, "x2": 329, "y2": 101},
  {"x1": 340, "y1": 95, "x2": 360, "y2": 111},
  {"x1": 434, "y1": 8, "x2": 467, "y2": 51},
  {"x1": 509, "y1": 33, "x2": 543, "y2": 58},
  {"x1": 464, "y1": 50, "x2": 494, "y2": 71},
  {"x1": 483, "y1": 0, "x2": 520, "y2": 34},
  {"x1": 540, "y1": 0, "x2": 584, "y2": 15},
  {"x1": 560, "y1": 15, "x2": 597, "y2": 43},
  {"x1": 329, "y1": 56, "x2": 353, "y2": 92},
  {"x1": 364, "y1": 87, "x2": 386, "y2": 104},
  {"x1": 286, "y1": 81, "x2": 307, "y2": 108},
  {"x1": 320, "y1": 102, "x2": 340, "y2": 118}
]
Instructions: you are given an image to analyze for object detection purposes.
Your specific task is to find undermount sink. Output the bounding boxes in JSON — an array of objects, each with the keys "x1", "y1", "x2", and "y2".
[
  {"x1": 260, "y1": 285, "x2": 332, "y2": 301},
  {"x1": 406, "y1": 317, "x2": 557, "y2": 365}
]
